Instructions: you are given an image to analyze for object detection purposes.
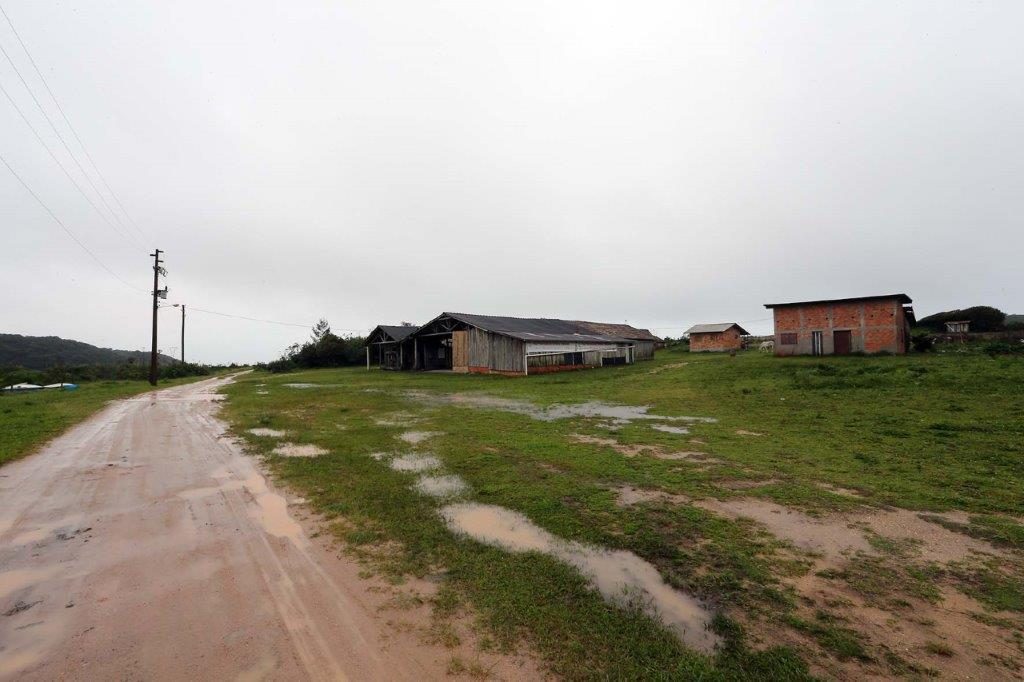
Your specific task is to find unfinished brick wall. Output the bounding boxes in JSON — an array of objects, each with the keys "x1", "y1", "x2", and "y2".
[
  {"x1": 773, "y1": 299, "x2": 909, "y2": 356},
  {"x1": 690, "y1": 328, "x2": 743, "y2": 352}
]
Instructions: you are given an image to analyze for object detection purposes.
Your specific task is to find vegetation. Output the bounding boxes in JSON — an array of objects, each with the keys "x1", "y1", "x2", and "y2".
[
  {"x1": 221, "y1": 349, "x2": 1024, "y2": 678},
  {"x1": 917, "y1": 306, "x2": 1008, "y2": 332},
  {"x1": 0, "y1": 361, "x2": 216, "y2": 387},
  {"x1": 0, "y1": 375, "x2": 211, "y2": 466},
  {"x1": 0, "y1": 332, "x2": 179, "y2": 370},
  {"x1": 257, "y1": 319, "x2": 367, "y2": 372}
]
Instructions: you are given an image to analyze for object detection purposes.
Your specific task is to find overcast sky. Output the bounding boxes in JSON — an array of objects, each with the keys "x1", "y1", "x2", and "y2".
[{"x1": 2, "y1": 1, "x2": 1021, "y2": 364}]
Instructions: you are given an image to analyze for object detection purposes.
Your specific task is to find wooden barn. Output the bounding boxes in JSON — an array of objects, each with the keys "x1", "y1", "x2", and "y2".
[
  {"x1": 685, "y1": 323, "x2": 749, "y2": 352},
  {"x1": 365, "y1": 325, "x2": 418, "y2": 370},
  {"x1": 573, "y1": 322, "x2": 662, "y2": 360},
  {"x1": 409, "y1": 312, "x2": 654, "y2": 375}
]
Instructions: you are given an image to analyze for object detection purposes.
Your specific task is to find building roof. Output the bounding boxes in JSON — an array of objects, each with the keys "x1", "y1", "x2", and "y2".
[
  {"x1": 574, "y1": 321, "x2": 661, "y2": 342},
  {"x1": 431, "y1": 312, "x2": 632, "y2": 344},
  {"x1": 763, "y1": 293, "x2": 912, "y2": 309},
  {"x1": 367, "y1": 324, "x2": 418, "y2": 344},
  {"x1": 685, "y1": 323, "x2": 751, "y2": 335}
]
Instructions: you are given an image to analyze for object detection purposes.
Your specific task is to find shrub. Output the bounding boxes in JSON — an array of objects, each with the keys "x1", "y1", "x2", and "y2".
[{"x1": 911, "y1": 333, "x2": 935, "y2": 353}]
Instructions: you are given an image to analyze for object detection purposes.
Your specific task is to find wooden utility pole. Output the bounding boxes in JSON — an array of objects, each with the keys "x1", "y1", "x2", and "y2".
[
  {"x1": 149, "y1": 249, "x2": 164, "y2": 386},
  {"x1": 180, "y1": 304, "x2": 185, "y2": 364}
]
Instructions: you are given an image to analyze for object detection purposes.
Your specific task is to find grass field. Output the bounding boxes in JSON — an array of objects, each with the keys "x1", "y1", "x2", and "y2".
[
  {"x1": 221, "y1": 350, "x2": 1024, "y2": 679},
  {"x1": 0, "y1": 376, "x2": 210, "y2": 467}
]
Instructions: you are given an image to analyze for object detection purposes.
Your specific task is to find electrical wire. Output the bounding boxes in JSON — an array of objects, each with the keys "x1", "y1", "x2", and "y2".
[
  {"x1": 188, "y1": 307, "x2": 314, "y2": 329},
  {"x1": 0, "y1": 33, "x2": 141, "y2": 248},
  {"x1": 0, "y1": 2, "x2": 150, "y2": 243},
  {"x1": 1, "y1": 151, "x2": 146, "y2": 293},
  {"x1": 0, "y1": 79, "x2": 140, "y2": 247}
]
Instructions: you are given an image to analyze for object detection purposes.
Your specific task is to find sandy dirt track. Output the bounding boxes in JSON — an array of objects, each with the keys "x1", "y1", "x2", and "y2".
[{"x1": 0, "y1": 375, "x2": 535, "y2": 680}]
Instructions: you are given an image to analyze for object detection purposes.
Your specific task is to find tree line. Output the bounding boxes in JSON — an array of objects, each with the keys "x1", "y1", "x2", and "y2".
[{"x1": 258, "y1": 319, "x2": 367, "y2": 372}]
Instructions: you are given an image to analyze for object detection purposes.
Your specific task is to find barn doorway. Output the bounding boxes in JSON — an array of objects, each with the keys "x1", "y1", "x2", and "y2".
[
  {"x1": 833, "y1": 330, "x2": 852, "y2": 355},
  {"x1": 811, "y1": 331, "x2": 824, "y2": 356}
]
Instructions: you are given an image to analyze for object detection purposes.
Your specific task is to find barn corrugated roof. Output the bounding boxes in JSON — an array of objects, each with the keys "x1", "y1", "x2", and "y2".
[
  {"x1": 442, "y1": 313, "x2": 631, "y2": 343},
  {"x1": 685, "y1": 323, "x2": 750, "y2": 335},
  {"x1": 379, "y1": 325, "x2": 418, "y2": 341},
  {"x1": 575, "y1": 321, "x2": 661, "y2": 342}
]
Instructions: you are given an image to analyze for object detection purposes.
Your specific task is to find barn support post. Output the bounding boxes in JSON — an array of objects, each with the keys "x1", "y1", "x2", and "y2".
[{"x1": 366, "y1": 347, "x2": 370, "y2": 370}]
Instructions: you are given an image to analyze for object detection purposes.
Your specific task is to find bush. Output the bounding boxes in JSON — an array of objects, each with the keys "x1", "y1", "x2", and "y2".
[
  {"x1": 261, "y1": 319, "x2": 368, "y2": 372},
  {"x1": 983, "y1": 341, "x2": 1024, "y2": 357},
  {"x1": 911, "y1": 333, "x2": 935, "y2": 353}
]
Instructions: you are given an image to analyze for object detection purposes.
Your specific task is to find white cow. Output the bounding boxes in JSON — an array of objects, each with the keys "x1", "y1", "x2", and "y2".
[{"x1": 758, "y1": 340, "x2": 774, "y2": 353}]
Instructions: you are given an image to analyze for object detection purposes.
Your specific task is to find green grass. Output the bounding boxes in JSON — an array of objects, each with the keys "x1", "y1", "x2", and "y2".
[
  {"x1": 0, "y1": 376, "x2": 208, "y2": 466},
  {"x1": 220, "y1": 349, "x2": 1024, "y2": 677}
]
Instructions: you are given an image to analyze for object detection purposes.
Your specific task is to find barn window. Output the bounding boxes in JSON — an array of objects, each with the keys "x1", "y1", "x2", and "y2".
[{"x1": 780, "y1": 333, "x2": 797, "y2": 345}]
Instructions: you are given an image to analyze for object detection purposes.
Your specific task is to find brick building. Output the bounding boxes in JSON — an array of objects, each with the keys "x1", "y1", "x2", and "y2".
[
  {"x1": 764, "y1": 294, "x2": 915, "y2": 356},
  {"x1": 685, "y1": 323, "x2": 749, "y2": 352}
]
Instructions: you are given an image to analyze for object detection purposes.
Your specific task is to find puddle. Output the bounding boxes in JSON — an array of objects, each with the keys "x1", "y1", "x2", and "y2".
[
  {"x1": 375, "y1": 413, "x2": 421, "y2": 427},
  {"x1": 368, "y1": 452, "x2": 390, "y2": 461},
  {"x1": 440, "y1": 503, "x2": 719, "y2": 653},
  {"x1": 272, "y1": 443, "x2": 327, "y2": 458},
  {"x1": 283, "y1": 383, "x2": 318, "y2": 389},
  {"x1": 240, "y1": 472, "x2": 304, "y2": 542},
  {"x1": 399, "y1": 431, "x2": 442, "y2": 445},
  {"x1": 414, "y1": 474, "x2": 469, "y2": 498},
  {"x1": 651, "y1": 424, "x2": 689, "y2": 435},
  {"x1": 256, "y1": 390, "x2": 269, "y2": 395},
  {"x1": 389, "y1": 454, "x2": 442, "y2": 473},
  {"x1": 735, "y1": 430, "x2": 765, "y2": 437},
  {"x1": 406, "y1": 391, "x2": 715, "y2": 425},
  {"x1": 248, "y1": 428, "x2": 286, "y2": 438}
]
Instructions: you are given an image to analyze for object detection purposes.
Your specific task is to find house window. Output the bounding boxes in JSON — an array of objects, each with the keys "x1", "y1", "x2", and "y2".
[{"x1": 780, "y1": 333, "x2": 797, "y2": 345}]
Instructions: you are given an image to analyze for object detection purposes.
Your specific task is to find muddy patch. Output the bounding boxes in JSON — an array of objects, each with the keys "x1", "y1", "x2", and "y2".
[
  {"x1": 717, "y1": 478, "x2": 782, "y2": 490},
  {"x1": 734, "y1": 429, "x2": 765, "y2": 437},
  {"x1": 440, "y1": 503, "x2": 719, "y2": 653},
  {"x1": 570, "y1": 434, "x2": 719, "y2": 463},
  {"x1": 815, "y1": 482, "x2": 865, "y2": 498},
  {"x1": 648, "y1": 361, "x2": 689, "y2": 374},
  {"x1": 614, "y1": 486, "x2": 692, "y2": 507},
  {"x1": 389, "y1": 454, "x2": 443, "y2": 473},
  {"x1": 406, "y1": 391, "x2": 715, "y2": 425},
  {"x1": 272, "y1": 443, "x2": 328, "y2": 458},
  {"x1": 247, "y1": 428, "x2": 287, "y2": 438},
  {"x1": 414, "y1": 475, "x2": 469, "y2": 498}
]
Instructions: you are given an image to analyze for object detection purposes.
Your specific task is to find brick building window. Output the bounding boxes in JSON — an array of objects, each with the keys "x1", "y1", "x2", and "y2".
[{"x1": 780, "y1": 333, "x2": 797, "y2": 345}]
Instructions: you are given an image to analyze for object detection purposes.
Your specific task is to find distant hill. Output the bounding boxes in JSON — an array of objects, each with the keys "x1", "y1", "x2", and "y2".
[{"x1": 0, "y1": 334, "x2": 179, "y2": 370}]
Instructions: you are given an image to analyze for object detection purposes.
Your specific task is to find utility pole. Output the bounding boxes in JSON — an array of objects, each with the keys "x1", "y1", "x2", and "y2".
[{"x1": 149, "y1": 249, "x2": 164, "y2": 385}]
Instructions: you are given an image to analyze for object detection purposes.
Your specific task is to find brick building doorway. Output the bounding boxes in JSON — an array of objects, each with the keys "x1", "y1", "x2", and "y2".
[
  {"x1": 811, "y1": 331, "x2": 824, "y2": 355},
  {"x1": 833, "y1": 330, "x2": 852, "y2": 355}
]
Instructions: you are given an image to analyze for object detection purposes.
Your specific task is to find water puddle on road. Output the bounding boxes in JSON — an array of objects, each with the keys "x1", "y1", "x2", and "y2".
[
  {"x1": 405, "y1": 391, "x2": 715, "y2": 426},
  {"x1": 414, "y1": 474, "x2": 468, "y2": 498},
  {"x1": 389, "y1": 454, "x2": 442, "y2": 473},
  {"x1": 440, "y1": 503, "x2": 719, "y2": 653},
  {"x1": 272, "y1": 443, "x2": 327, "y2": 458},
  {"x1": 248, "y1": 428, "x2": 287, "y2": 437}
]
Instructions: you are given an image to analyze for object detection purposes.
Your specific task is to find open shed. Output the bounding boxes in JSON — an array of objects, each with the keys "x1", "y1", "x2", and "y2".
[
  {"x1": 365, "y1": 325, "x2": 418, "y2": 370},
  {"x1": 410, "y1": 312, "x2": 639, "y2": 375}
]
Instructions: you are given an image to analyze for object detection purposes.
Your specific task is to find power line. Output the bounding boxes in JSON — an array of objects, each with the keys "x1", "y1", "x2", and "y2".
[
  {"x1": 188, "y1": 307, "x2": 314, "y2": 329},
  {"x1": 0, "y1": 79, "x2": 140, "y2": 247},
  {"x1": 0, "y1": 151, "x2": 145, "y2": 293},
  {"x1": 0, "y1": 3, "x2": 150, "y2": 243},
  {"x1": 0, "y1": 30, "x2": 140, "y2": 247}
]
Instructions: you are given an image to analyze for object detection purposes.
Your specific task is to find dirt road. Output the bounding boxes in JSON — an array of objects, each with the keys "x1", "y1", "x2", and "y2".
[{"x1": 0, "y1": 376, "x2": 534, "y2": 680}]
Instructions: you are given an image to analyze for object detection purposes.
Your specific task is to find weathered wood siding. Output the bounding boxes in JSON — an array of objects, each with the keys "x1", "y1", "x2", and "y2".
[{"x1": 632, "y1": 340, "x2": 655, "y2": 360}]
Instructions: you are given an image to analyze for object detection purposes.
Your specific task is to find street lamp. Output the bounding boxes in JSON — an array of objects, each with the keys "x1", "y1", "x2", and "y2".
[{"x1": 172, "y1": 304, "x2": 185, "y2": 363}]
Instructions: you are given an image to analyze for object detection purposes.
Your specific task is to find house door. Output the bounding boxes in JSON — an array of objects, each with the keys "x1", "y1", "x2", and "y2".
[
  {"x1": 811, "y1": 331, "x2": 824, "y2": 356},
  {"x1": 833, "y1": 330, "x2": 852, "y2": 355}
]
